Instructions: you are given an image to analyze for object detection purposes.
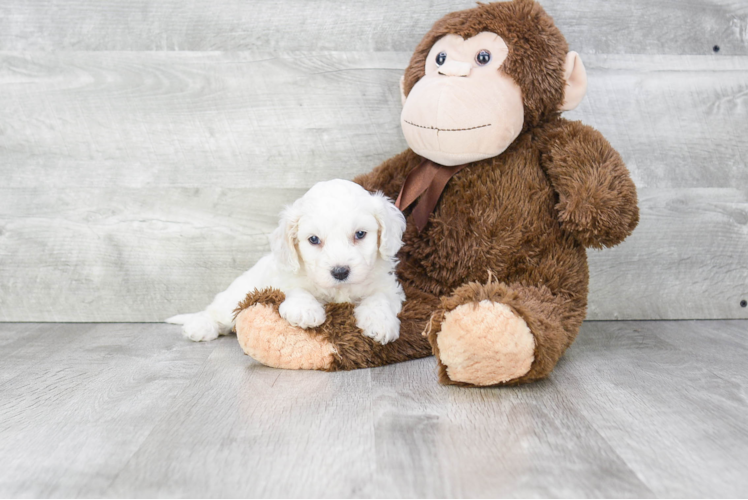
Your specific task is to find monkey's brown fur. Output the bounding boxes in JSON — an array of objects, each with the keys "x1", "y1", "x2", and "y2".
[{"x1": 235, "y1": 0, "x2": 638, "y2": 385}]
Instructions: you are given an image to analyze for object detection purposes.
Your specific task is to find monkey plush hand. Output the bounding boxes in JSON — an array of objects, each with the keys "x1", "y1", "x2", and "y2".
[{"x1": 234, "y1": 0, "x2": 638, "y2": 386}]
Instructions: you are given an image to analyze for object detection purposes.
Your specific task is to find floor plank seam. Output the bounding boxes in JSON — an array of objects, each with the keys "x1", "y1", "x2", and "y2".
[{"x1": 100, "y1": 336, "x2": 221, "y2": 496}]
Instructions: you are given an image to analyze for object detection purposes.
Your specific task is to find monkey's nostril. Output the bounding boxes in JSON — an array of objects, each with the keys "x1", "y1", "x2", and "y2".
[{"x1": 331, "y1": 266, "x2": 350, "y2": 282}]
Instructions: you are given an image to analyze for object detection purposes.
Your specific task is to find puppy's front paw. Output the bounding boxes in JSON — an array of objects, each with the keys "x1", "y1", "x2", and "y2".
[
  {"x1": 182, "y1": 312, "x2": 221, "y2": 342},
  {"x1": 279, "y1": 297, "x2": 326, "y2": 329},
  {"x1": 354, "y1": 305, "x2": 400, "y2": 345}
]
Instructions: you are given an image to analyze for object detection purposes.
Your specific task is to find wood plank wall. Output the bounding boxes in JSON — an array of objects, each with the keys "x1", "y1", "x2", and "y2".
[{"x1": 1, "y1": 0, "x2": 747, "y2": 322}]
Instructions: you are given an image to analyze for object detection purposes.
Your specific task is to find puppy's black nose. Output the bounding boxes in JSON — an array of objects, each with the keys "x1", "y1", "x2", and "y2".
[{"x1": 331, "y1": 266, "x2": 350, "y2": 282}]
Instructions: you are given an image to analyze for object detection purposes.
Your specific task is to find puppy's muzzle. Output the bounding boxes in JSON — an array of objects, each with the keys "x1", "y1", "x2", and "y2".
[{"x1": 331, "y1": 266, "x2": 350, "y2": 282}]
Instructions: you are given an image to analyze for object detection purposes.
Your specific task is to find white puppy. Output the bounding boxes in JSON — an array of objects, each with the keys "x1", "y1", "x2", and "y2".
[{"x1": 166, "y1": 179, "x2": 407, "y2": 345}]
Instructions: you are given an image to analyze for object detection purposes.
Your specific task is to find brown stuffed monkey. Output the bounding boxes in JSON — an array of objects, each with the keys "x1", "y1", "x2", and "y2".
[{"x1": 234, "y1": 0, "x2": 639, "y2": 386}]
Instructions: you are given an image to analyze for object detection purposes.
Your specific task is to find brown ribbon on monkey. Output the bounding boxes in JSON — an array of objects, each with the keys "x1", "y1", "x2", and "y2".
[{"x1": 395, "y1": 159, "x2": 467, "y2": 232}]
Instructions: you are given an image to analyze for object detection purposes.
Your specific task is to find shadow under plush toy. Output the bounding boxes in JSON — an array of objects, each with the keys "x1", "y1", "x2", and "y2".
[{"x1": 234, "y1": 0, "x2": 639, "y2": 386}]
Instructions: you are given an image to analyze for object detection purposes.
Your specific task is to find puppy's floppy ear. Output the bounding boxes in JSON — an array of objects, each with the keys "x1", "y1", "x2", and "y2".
[
  {"x1": 270, "y1": 200, "x2": 302, "y2": 273},
  {"x1": 371, "y1": 192, "x2": 406, "y2": 261}
]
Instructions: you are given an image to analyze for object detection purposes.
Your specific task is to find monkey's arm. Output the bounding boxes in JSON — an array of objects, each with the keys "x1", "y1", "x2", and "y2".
[
  {"x1": 540, "y1": 119, "x2": 639, "y2": 249},
  {"x1": 353, "y1": 149, "x2": 421, "y2": 200}
]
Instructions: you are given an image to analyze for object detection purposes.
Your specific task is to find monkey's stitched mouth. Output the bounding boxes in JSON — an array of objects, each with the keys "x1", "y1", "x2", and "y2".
[{"x1": 403, "y1": 120, "x2": 492, "y2": 132}]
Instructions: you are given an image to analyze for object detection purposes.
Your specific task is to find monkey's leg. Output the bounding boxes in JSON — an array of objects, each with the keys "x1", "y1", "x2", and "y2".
[
  {"x1": 234, "y1": 289, "x2": 336, "y2": 370},
  {"x1": 427, "y1": 281, "x2": 585, "y2": 386},
  {"x1": 234, "y1": 285, "x2": 435, "y2": 371}
]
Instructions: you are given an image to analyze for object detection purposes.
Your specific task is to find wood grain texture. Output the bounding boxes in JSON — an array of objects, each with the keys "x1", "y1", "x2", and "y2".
[
  {"x1": 1, "y1": 0, "x2": 747, "y2": 55},
  {"x1": 565, "y1": 55, "x2": 748, "y2": 190},
  {"x1": 554, "y1": 320, "x2": 748, "y2": 497},
  {"x1": 107, "y1": 338, "x2": 376, "y2": 497},
  {"x1": 1, "y1": 52, "x2": 746, "y2": 321},
  {"x1": 587, "y1": 188, "x2": 748, "y2": 320},
  {"x1": 1, "y1": 321, "x2": 746, "y2": 497},
  {"x1": 0, "y1": 323, "x2": 217, "y2": 497},
  {"x1": 0, "y1": 323, "x2": 59, "y2": 385},
  {"x1": 369, "y1": 360, "x2": 653, "y2": 498},
  {"x1": 2, "y1": 53, "x2": 747, "y2": 190},
  {"x1": 1, "y1": 186, "x2": 745, "y2": 322},
  {"x1": 0, "y1": 187, "x2": 303, "y2": 322},
  {"x1": 0, "y1": 51, "x2": 408, "y2": 190}
]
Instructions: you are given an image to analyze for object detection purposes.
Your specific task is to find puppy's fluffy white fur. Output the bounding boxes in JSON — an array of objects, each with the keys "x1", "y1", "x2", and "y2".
[{"x1": 167, "y1": 179, "x2": 407, "y2": 344}]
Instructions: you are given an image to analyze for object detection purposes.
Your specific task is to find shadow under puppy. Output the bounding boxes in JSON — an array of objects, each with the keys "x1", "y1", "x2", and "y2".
[{"x1": 167, "y1": 179, "x2": 407, "y2": 344}]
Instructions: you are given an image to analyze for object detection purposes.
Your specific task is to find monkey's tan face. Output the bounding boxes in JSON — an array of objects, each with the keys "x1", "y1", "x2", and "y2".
[{"x1": 401, "y1": 32, "x2": 525, "y2": 166}]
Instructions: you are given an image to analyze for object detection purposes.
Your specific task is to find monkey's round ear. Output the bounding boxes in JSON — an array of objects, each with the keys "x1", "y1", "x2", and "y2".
[
  {"x1": 560, "y1": 51, "x2": 587, "y2": 111},
  {"x1": 399, "y1": 75, "x2": 407, "y2": 107}
]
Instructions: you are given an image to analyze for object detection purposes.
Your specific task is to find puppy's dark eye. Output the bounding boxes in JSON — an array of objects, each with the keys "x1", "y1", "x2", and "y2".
[
  {"x1": 435, "y1": 51, "x2": 447, "y2": 66},
  {"x1": 354, "y1": 230, "x2": 367, "y2": 240},
  {"x1": 476, "y1": 50, "x2": 491, "y2": 65},
  {"x1": 308, "y1": 235, "x2": 320, "y2": 245}
]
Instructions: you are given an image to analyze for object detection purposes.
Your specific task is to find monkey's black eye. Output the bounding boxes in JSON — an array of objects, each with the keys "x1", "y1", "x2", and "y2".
[
  {"x1": 476, "y1": 50, "x2": 491, "y2": 65},
  {"x1": 354, "y1": 230, "x2": 367, "y2": 240},
  {"x1": 435, "y1": 51, "x2": 447, "y2": 66},
  {"x1": 308, "y1": 235, "x2": 320, "y2": 245}
]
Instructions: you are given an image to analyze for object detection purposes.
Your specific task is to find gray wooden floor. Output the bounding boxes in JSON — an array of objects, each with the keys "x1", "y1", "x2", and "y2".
[{"x1": 1, "y1": 321, "x2": 747, "y2": 498}]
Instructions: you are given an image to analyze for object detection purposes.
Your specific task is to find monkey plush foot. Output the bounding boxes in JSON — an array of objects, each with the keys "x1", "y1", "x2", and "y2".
[
  {"x1": 234, "y1": 289, "x2": 335, "y2": 370},
  {"x1": 433, "y1": 300, "x2": 535, "y2": 386},
  {"x1": 427, "y1": 281, "x2": 582, "y2": 386}
]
